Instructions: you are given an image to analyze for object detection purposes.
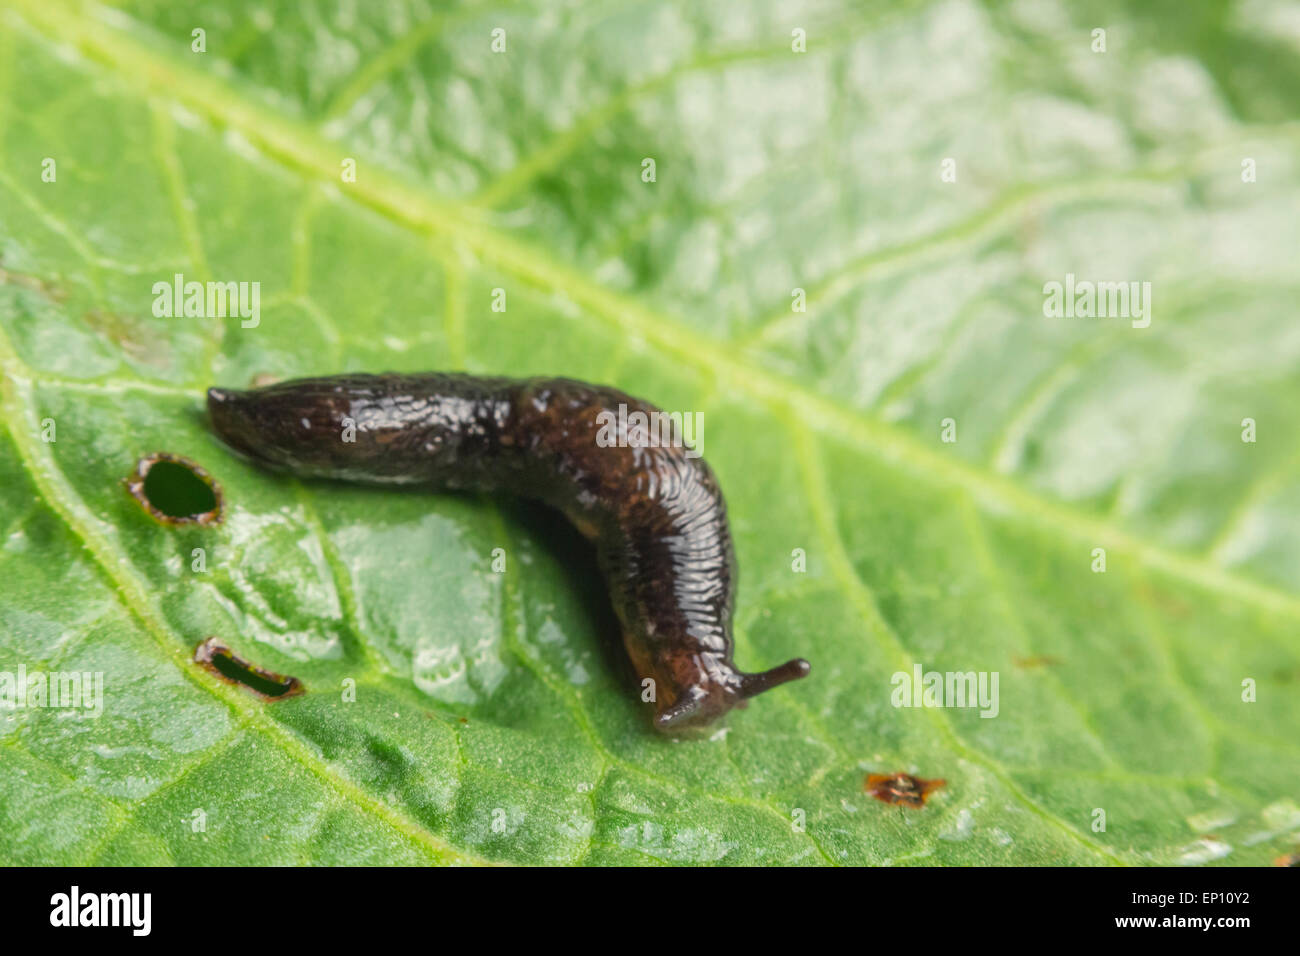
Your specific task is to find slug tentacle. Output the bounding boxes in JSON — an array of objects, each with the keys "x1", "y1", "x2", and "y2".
[
  {"x1": 207, "y1": 372, "x2": 810, "y2": 733},
  {"x1": 740, "y1": 658, "x2": 814, "y2": 699}
]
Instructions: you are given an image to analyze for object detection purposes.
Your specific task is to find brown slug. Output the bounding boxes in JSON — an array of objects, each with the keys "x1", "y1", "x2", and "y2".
[{"x1": 207, "y1": 373, "x2": 810, "y2": 733}]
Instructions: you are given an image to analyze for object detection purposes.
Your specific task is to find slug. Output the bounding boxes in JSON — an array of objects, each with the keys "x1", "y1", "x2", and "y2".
[{"x1": 207, "y1": 373, "x2": 810, "y2": 732}]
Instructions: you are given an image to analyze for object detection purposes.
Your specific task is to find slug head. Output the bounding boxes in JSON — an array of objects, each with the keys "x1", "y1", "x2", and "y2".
[
  {"x1": 207, "y1": 377, "x2": 474, "y2": 483},
  {"x1": 207, "y1": 384, "x2": 352, "y2": 475},
  {"x1": 652, "y1": 656, "x2": 811, "y2": 734}
]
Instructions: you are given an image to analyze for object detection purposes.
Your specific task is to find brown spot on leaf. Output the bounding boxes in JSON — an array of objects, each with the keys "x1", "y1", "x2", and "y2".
[
  {"x1": 865, "y1": 772, "x2": 946, "y2": 808},
  {"x1": 1274, "y1": 852, "x2": 1300, "y2": 867},
  {"x1": 85, "y1": 308, "x2": 171, "y2": 369},
  {"x1": 0, "y1": 263, "x2": 67, "y2": 301},
  {"x1": 194, "y1": 638, "x2": 303, "y2": 700},
  {"x1": 1014, "y1": 654, "x2": 1060, "y2": 669},
  {"x1": 1137, "y1": 582, "x2": 1191, "y2": 618}
]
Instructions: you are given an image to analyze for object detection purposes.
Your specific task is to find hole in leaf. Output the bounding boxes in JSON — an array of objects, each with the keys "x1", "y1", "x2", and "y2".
[
  {"x1": 125, "y1": 453, "x2": 223, "y2": 525},
  {"x1": 193, "y1": 638, "x2": 303, "y2": 700},
  {"x1": 143, "y1": 461, "x2": 215, "y2": 516}
]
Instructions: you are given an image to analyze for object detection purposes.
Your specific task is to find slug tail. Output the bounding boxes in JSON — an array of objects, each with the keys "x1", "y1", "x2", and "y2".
[{"x1": 739, "y1": 658, "x2": 811, "y2": 699}]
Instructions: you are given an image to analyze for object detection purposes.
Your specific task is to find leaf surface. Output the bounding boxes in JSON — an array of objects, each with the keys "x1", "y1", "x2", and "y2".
[{"x1": 1, "y1": 0, "x2": 1298, "y2": 865}]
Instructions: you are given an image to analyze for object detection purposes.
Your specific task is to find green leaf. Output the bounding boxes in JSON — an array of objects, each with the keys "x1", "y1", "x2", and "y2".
[{"x1": 2, "y1": 0, "x2": 1298, "y2": 866}]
